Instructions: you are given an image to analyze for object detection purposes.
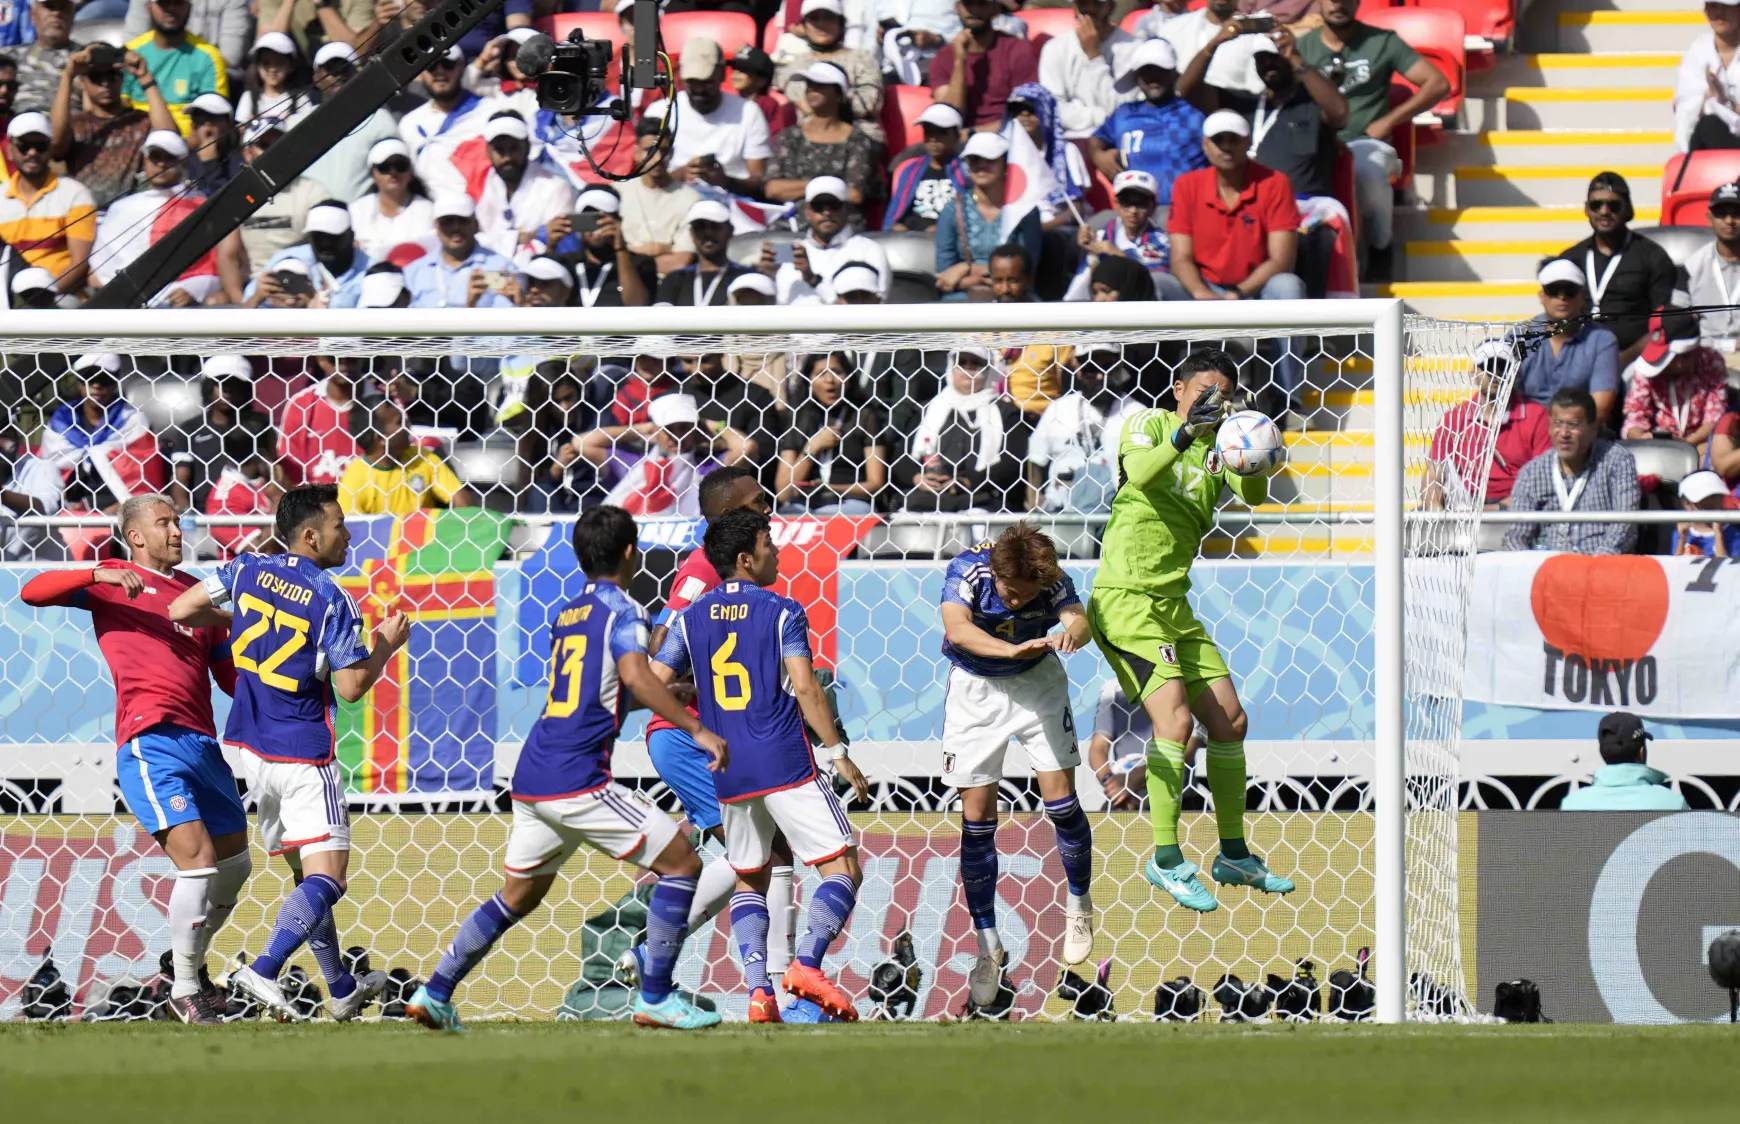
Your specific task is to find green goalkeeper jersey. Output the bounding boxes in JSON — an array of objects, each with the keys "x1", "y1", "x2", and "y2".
[{"x1": 1096, "y1": 407, "x2": 1269, "y2": 599}]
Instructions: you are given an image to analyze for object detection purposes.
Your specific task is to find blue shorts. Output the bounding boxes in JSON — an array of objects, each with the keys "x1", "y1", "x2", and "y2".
[
  {"x1": 117, "y1": 724, "x2": 248, "y2": 838},
  {"x1": 646, "y1": 727, "x2": 722, "y2": 832}
]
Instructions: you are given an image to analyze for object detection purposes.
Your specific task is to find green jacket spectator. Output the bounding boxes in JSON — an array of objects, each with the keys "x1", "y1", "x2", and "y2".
[{"x1": 124, "y1": 27, "x2": 228, "y2": 138}]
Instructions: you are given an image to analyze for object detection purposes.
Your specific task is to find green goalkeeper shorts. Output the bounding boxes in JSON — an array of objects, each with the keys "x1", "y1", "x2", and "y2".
[{"x1": 1086, "y1": 586, "x2": 1229, "y2": 703}]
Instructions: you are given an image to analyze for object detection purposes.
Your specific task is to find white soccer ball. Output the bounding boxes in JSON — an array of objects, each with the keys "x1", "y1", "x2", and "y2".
[{"x1": 1215, "y1": 410, "x2": 1285, "y2": 476}]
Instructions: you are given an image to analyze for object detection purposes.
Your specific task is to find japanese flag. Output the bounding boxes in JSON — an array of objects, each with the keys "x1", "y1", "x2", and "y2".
[{"x1": 999, "y1": 124, "x2": 1062, "y2": 240}]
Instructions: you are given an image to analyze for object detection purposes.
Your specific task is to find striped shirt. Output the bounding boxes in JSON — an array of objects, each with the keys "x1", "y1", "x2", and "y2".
[
  {"x1": 0, "y1": 171, "x2": 97, "y2": 279},
  {"x1": 1503, "y1": 440, "x2": 1640, "y2": 555}
]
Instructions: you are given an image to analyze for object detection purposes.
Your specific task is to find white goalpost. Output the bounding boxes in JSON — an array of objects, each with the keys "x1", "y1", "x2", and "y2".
[{"x1": 0, "y1": 300, "x2": 1500, "y2": 1023}]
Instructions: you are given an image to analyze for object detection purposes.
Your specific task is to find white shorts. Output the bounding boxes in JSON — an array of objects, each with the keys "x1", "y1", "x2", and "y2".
[
  {"x1": 238, "y1": 751, "x2": 351, "y2": 859},
  {"x1": 940, "y1": 657, "x2": 1080, "y2": 789},
  {"x1": 504, "y1": 784, "x2": 680, "y2": 877},
  {"x1": 722, "y1": 774, "x2": 854, "y2": 872}
]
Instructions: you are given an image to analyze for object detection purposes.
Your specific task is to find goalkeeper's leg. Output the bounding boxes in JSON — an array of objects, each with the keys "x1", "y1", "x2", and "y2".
[
  {"x1": 1136, "y1": 678, "x2": 1220, "y2": 913},
  {"x1": 1193, "y1": 677, "x2": 1296, "y2": 895}
]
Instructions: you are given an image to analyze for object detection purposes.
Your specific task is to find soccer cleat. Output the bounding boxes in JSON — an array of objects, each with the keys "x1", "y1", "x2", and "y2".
[
  {"x1": 1211, "y1": 853, "x2": 1297, "y2": 895},
  {"x1": 633, "y1": 992, "x2": 722, "y2": 1030},
  {"x1": 168, "y1": 991, "x2": 223, "y2": 1025},
  {"x1": 1062, "y1": 902, "x2": 1094, "y2": 966},
  {"x1": 228, "y1": 964, "x2": 300, "y2": 1021},
  {"x1": 747, "y1": 987, "x2": 783, "y2": 1023},
  {"x1": 782, "y1": 963, "x2": 859, "y2": 1022},
  {"x1": 968, "y1": 950, "x2": 1002, "y2": 1007},
  {"x1": 779, "y1": 997, "x2": 838, "y2": 1023},
  {"x1": 405, "y1": 984, "x2": 466, "y2": 1032},
  {"x1": 1144, "y1": 858, "x2": 1220, "y2": 913},
  {"x1": 329, "y1": 969, "x2": 388, "y2": 1022},
  {"x1": 614, "y1": 940, "x2": 647, "y2": 988}
]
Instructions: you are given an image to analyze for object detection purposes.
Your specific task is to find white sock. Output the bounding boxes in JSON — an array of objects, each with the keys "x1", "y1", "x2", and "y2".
[
  {"x1": 976, "y1": 925, "x2": 1005, "y2": 959},
  {"x1": 199, "y1": 851, "x2": 253, "y2": 963},
  {"x1": 686, "y1": 853, "x2": 738, "y2": 930},
  {"x1": 1068, "y1": 890, "x2": 1093, "y2": 914},
  {"x1": 169, "y1": 867, "x2": 217, "y2": 999},
  {"x1": 766, "y1": 865, "x2": 796, "y2": 977}
]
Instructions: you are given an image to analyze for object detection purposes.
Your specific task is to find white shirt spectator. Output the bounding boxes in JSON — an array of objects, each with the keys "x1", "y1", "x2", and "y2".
[
  {"x1": 348, "y1": 193, "x2": 439, "y2": 264},
  {"x1": 1092, "y1": 678, "x2": 1153, "y2": 768},
  {"x1": 774, "y1": 228, "x2": 891, "y2": 304},
  {"x1": 645, "y1": 91, "x2": 774, "y2": 181},
  {"x1": 1038, "y1": 24, "x2": 1143, "y2": 137},
  {"x1": 619, "y1": 176, "x2": 701, "y2": 255},
  {"x1": 1685, "y1": 238, "x2": 1740, "y2": 347},
  {"x1": 1674, "y1": 30, "x2": 1740, "y2": 151},
  {"x1": 476, "y1": 161, "x2": 576, "y2": 261},
  {"x1": 307, "y1": 107, "x2": 402, "y2": 205},
  {"x1": 91, "y1": 187, "x2": 225, "y2": 303},
  {"x1": 1027, "y1": 388, "x2": 1108, "y2": 511},
  {"x1": 1, "y1": 453, "x2": 66, "y2": 560},
  {"x1": 400, "y1": 94, "x2": 492, "y2": 157},
  {"x1": 1158, "y1": 9, "x2": 1268, "y2": 95},
  {"x1": 235, "y1": 88, "x2": 318, "y2": 128}
]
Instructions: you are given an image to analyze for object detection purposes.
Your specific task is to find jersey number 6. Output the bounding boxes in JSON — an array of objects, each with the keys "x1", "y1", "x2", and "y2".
[
  {"x1": 711, "y1": 631, "x2": 753, "y2": 711},
  {"x1": 231, "y1": 593, "x2": 310, "y2": 692}
]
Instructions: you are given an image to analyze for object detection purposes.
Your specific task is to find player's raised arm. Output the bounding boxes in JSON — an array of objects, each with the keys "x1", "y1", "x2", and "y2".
[
  {"x1": 23, "y1": 564, "x2": 143, "y2": 606},
  {"x1": 1123, "y1": 391, "x2": 1229, "y2": 492},
  {"x1": 332, "y1": 611, "x2": 410, "y2": 703},
  {"x1": 169, "y1": 560, "x2": 238, "y2": 628}
]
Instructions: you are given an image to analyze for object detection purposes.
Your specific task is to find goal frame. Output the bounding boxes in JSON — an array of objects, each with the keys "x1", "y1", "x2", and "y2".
[{"x1": 0, "y1": 298, "x2": 1410, "y2": 1022}]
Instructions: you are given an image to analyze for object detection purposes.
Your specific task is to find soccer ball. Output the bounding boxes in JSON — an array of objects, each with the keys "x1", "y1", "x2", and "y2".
[{"x1": 1215, "y1": 411, "x2": 1285, "y2": 476}]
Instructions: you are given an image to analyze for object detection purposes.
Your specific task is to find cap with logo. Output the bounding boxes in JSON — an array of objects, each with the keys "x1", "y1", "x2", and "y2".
[
  {"x1": 679, "y1": 38, "x2": 724, "y2": 81},
  {"x1": 1712, "y1": 181, "x2": 1740, "y2": 209},
  {"x1": 1596, "y1": 711, "x2": 1651, "y2": 757},
  {"x1": 729, "y1": 46, "x2": 775, "y2": 78},
  {"x1": 1112, "y1": 169, "x2": 1159, "y2": 200},
  {"x1": 241, "y1": 115, "x2": 287, "y2": 147},
  {"x1": 1628, "y1": 296, "x2": 1701, "y2": 380}
]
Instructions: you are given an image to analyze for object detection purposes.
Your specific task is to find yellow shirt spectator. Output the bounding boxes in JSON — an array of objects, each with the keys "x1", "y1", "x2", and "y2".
[
  {"x1": 1006, "y1": 345, "x2": 1069, "y2": 417},
  {"x1": 338, "y1": 447, "x2": 467, "y2": 517},
  {"x1": 0, "y1": 162, "x2": 97, "y2": 287}
]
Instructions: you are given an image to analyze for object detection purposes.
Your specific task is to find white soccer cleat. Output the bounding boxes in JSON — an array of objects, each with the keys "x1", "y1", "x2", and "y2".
[
  {"x1": 1062, "y1": 902, "x2": 1094, "y2": 966},
  {"x1": 329, "y1": 969, "x2": 388, "y2": 1022},
  {"x1": 229, "y1": 964, "x2": 299, "y2": 1022},
  {"x1": 968, "y1": 950, "x2": 1002, "y2": 1008}
]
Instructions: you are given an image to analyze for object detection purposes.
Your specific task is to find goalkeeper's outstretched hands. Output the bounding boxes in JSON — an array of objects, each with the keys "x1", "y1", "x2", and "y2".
[{"x1": 1172, "y1": 387, "x2": 1230, "y2": 451}]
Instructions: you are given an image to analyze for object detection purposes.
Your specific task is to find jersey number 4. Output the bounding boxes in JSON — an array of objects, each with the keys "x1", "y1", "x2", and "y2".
[
  {"x1": 711, "y1": 632, "x2": 753, "y2": 711},
  {"x1": 231, "y1": 593, "x2": 310, "y2": 692},
  {"x1": 544, "y1": 634, "x2": 589, "y2": 719}
]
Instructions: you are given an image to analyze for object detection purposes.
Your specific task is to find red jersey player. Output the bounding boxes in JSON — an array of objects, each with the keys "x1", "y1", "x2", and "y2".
[{"x1": 20, "y1": 494, "x2": 248, "y2": 1024}]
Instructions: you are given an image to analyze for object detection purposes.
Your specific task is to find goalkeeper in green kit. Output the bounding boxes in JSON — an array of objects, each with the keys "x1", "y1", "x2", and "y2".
[{"x1": 1086, "y1": 350, "x2": 1296, "y2": 912}]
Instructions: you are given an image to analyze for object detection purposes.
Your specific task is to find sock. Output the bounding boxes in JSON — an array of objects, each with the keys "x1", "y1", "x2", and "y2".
[
  {"x1": 1206, "y1": 740, "x2": 1251, "y2": 858},
  {"x1": 197, "y1": 851, "x2": 252, "y2": 964},
  {"x1": 794, "y1": 874, "x2": 857, "y2": 969},
  {"x1": 686, "y1": 853, "x2": 737, "y2": 930},
  {"x1": 765, "y1": 865, "x2": 796, "y2": 977},
  {"x1": 251, "y1": 873, "x2": 343, "y2": 982},
  {"x1": 1148, "y1": 738, "x2": 1188, "y2": 867},
  {"x1": 729, "y1": 891, "x2": 772, "y2": 993},
  {"x1": 960, "y1": 817, "x2": 999, "y2": 931},
  {"x1": 641, "y1": 874, "x2": 696, "y2": 1004},
  {"x1": 1042, "y1": 794, "x2": 1094, "y2": 899},
  {"x1": 307, "y1": 907, "x2": 356, "y2": 1000},
  {"x1": 168, "y1": 867, "x2": 216, "y2": 999},
  {"x1": 427, "y1": 892, "x2": 523, "y2": 1003}
]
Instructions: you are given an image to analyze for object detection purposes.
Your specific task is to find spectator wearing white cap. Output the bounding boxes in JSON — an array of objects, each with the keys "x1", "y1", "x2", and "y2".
[
  {"x1": 1673, "y1": 470, "x2": 1740, "y2": 556},
  {"x1": 773, "y1": 0, "x2": 886, "y2": 135},
  {"x1": 162, "y1": 352, "x2": 274, "y2": 512},
  {"x1": 654, "y1": 199, "x2": 757, "y2": 306},
  {"x1": 400, "y1": 46, "x2": 489, "y2": 158},
  {"x1": 349, "y1": 137, "x2": 437, "y2": 264},
  {"x1": 831, "y1": 262, "x2": 883, "y2": 305},
  {"x1": 502, "y1": 255, "x2": 573, "y2": 308},
  {"x1": 645, "y1": 38, "x2": 772, "y2": 196},
  {"x1": 234, "y1": 32, "x2": 315, "y2": 127},
  {"x1": 869, "y1": 0, "x2": 963, "y2": 87},
  {"x1": 123, "y1": 0, "x2": 229, "y2": 136},
  {"x1": 1077, "y1": 168, "x2": 1187, "y2": 300},
  {"x1": 537, "y1": 186, "x2": 653, "y2": 308},
  {"x1": 0, "y1": 112, "x2": 95, "y2": 295},
  {"x1": 764, "y1": 61, "x2": 885, "y2": 230},
  {"x1": 242, "y1": 0, "x2": 399, "y2": 64},
  {"x1": 1167, "y1": 109, "x2": 1304, "y2": 304},
  {"x1": 1037, "y1": 0, "x2": 1143, "y2": 138},
  {"x1": 91, "y1": 128, "x2": 228, "y2": 305},
  {"x1": 301, "y1": 40, "x2": 401, "y2": 204},
  {"x1": 1087, "y1": 37, "x2": 1208, "y2": 202},
  {"x1": 581, "y1": 391, "x2": 717, "y2": 518},
  {"x1": 40, "y1": 352, "x2": 163, "y2": 511},
  {"x1": 224, "y1": 115, "x2": 332, "y2": 282},
  {"x1": 1027, "y1": 341, "x2": 1136, "y2": 512},
  {"x1": 1507, "y1": 258, "x2": 1620, "y2": 422},
  {"x1": 404, "y1": 193, "x2": 519, "y2": 309},
  {"x1": 475, "y1": 110, "x2": 575, "y2": 259},
  {"x1": 935, "y1": 130, "x2": 1046, "y2": 299},
  {"x1": 357, "y1": 262, "x2": 410, "y2": 309},
  {"x1": 618, "y1": 115, "x2": 703, "y2": 275},
  {"x1": 884, "y1": 102, "x2": 969, "y2": 232},
  {"x1": 245, "y1": 199, "x2": 375, "y2": 308},
  {"x1": 761, "y1": 175, "x2": 891, "y2": 305},
  {"x1": 8, "y1": 266, "x2": 58, "y2": 309},
  {"x1": 123, "y1": 0, "x2": 254, "y2": 73},
  {"x1": 183, "y1": 90, "x2": 242, "y2": 192},
  {"x1": 50, "y1": 43, "x2": 178, "y2": 210},
  {"x1": 1424, "y1": 340, "x2": 1550, "y2": 511}
]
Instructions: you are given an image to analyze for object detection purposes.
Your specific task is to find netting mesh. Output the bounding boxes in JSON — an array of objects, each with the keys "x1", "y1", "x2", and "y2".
[{"x1": 0, "y1": 308, "x2": 1502, "y2": 1023}]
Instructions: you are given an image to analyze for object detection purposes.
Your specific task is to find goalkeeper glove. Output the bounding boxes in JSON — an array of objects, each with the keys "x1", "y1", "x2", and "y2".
[{"x1": 1172, "y1": 387, "x2": 1228, "y2": 452}]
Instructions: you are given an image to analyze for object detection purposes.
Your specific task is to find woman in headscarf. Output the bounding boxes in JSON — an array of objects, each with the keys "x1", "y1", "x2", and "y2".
[
  {"x1": 1004, "y1": 83, "x2": 1092, "y2": 229},
  {"x1": 1088, "y1": 254, "x2": 1157, "y2": 302}
]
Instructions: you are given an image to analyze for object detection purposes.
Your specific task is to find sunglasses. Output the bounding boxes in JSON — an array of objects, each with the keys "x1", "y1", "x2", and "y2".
[
  {"x1": 1586, "y1": 198, "x2": 1624, "y2": 214},
  {"x1": 808, "y1": 196, "x2": 845, "y2": 211},
  {"x1": 1543, "y1": 283, "x2": 1582, "y2": 299},
  {"x1": 374, "y1": 158, "x2": 411, "y2": 175},
  {"x1": 1713, "y1": 205, "x2": 1740, "y2": 219},
  {"x1": 11, "y1": 136, "x2": 48, "y2": 153}
]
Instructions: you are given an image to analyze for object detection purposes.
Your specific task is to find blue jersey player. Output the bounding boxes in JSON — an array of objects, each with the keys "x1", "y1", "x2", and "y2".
[
  {"x1": 652, "y1": 509, "x2": 871, "y2": 1023},
  {"x1": 171, "y1": 484, "x2": 409, "y2": 1021},
  {"x1": 407, "y1": 506, "x2": 728, "y2": 1032},
  {"x1": 939, "y1": 522, "x2": 1095, "y2": 1011}
]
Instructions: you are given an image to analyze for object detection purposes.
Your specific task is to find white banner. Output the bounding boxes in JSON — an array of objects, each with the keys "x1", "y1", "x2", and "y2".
[{"x1": 1464, "y1": 552, "x2": 1740, "y2": 719}]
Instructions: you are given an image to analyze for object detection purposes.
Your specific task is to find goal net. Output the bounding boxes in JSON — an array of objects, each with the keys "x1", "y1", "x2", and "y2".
[{"x1": 0, "y1": 302, "x2": 1503, "y2": 1023}]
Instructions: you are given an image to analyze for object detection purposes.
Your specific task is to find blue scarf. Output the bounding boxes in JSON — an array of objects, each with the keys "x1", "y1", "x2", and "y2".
[{"x1": 1008, "y1": 82, "x2": 1082, "y2": 204}]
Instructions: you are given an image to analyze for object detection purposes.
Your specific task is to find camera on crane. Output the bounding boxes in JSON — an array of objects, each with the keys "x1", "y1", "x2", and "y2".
[{"x1": 534, "y1": 32, "x2": 616, "y2": 117}]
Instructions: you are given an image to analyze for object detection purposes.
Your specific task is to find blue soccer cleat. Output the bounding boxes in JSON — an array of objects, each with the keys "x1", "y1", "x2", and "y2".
[
  {"x1": 1144, "y1": 858, "x2": 1220, "y2": 913},
  {"x1": 405, "y1": 985, "x2": 466, "y2": 1032},
  {"x1": 780, "y1": 997, "x2": 838, "y2": 1023},
  {"x1": 633, "y1": 992, "x2": 722, "y2": 1030},
  {"x1": 1211, "y1": 853, "x2": 1297, "y2": 894}
]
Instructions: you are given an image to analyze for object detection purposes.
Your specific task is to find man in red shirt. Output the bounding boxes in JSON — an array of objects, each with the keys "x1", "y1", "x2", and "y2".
[
  {"x1": 278, "y1": 357, "x2": 369, "y2": 487},
  {"x1": 929, "y1": 0, "x2": 1040, "y2": 130},
  {"x1": 1427, "y1": 341, "x2": 1552, "y2": 509},
  {"x1": 19, "y1": 494, "x2": 248, "y2": 1024}
]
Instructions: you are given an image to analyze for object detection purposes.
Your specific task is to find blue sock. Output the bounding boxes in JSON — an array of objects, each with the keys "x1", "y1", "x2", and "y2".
[
  {"x1": 729, "y1": 891, "x2": 772, "y2": 993},
  {"x1": 427, "y1": 892, "x2": 522, "y2": 1003},
  {"x1": 795, "y1": 874, "x2": 857, "y2": 969},
  {"x1": 252, "y1": 873, "x2": 343, "y2": 981},
  {"x1": 307, "y1": 906, "x2": 356, "y2": 999},
  {"x1": 960, "y1": 817, "x2": 999, "y2": 931},
  {"x1": 1043, "y1": 795, "x2": 1095, "y2": 898},
  {"x1": 642, "y1": 874, "x2": 696, "y2": 1004}
]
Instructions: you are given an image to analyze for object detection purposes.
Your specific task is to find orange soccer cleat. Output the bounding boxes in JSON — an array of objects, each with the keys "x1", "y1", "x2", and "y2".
[
  {"x1": 747, "y1": 987, "x2": 783, "y2": 1023},
  {"x1": 781, "y1": 963, "x2": 859, "y2": 1022}
]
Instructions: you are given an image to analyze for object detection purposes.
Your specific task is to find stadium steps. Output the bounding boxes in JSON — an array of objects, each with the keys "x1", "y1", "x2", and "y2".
[{"x1": 1556, "y1": 10, "x2": 1704, "y2": 53}]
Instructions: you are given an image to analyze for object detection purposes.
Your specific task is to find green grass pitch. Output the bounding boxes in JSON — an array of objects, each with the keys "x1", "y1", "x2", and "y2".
[{"x1": 2, "y1": 1021, "x2": 1735, "y2": 1122}]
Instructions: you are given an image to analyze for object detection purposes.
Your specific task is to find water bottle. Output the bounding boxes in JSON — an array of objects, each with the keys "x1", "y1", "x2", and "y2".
[{"x1": 180, "y1": 507, "x2": 198, "y2": 565}]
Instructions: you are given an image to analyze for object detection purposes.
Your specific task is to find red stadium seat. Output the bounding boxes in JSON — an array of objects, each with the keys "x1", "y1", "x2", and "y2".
[
  {"x1": 1661, "y1": 152, "x2": 1740, "y2": 225},
  {"x1": 663, "y1": 11, "x2": 759, "y2": 63},
  {"x1": 882, "y1": 84, "x2": 938, "y2": 152},
  {"x1": 1020, "y1": 7, "x2": 1080, "y2": 49},
  {"x1": 1396, "y1": 0, "x2": 1515, "y2": 48},
  {"x1": 537, "y1": 13, "x2": 626, "y2": 56},
  {"x1": 1360, "y1": 6, "x2": 1465, "y2": 118}
]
